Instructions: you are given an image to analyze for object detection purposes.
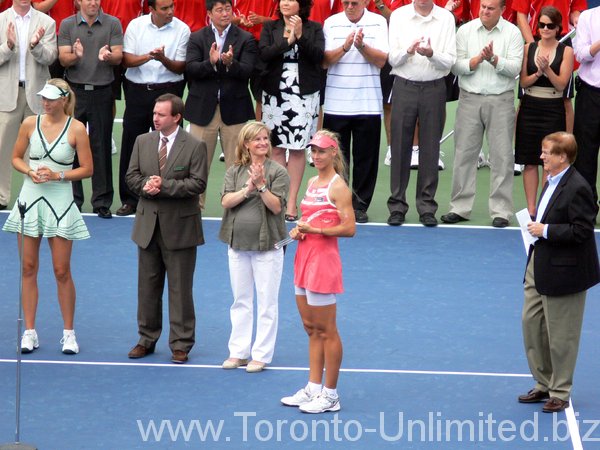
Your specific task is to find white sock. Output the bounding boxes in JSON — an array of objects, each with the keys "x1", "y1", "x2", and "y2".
[
  {"x1": 412, "y1": 145, "x2": 419, "y2": 151},
  {"x1": 306, "y1": 382, "x2": 322, "y2": 395},
  {"x1": 63, "y1": 329, "x2": 74, "y2": 335},
  {"x1": 323, "y1": 386, "x2": 338, "y2": 399}
]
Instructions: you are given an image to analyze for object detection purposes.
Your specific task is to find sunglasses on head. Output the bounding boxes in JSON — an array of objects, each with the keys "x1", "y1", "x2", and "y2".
[{"x1": 538, "y1": 21, "x2": 557, "y2": 30}]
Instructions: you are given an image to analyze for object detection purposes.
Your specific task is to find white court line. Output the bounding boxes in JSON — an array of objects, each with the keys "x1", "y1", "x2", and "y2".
[
  {"x1": 0, "y1": 358, "x2": 531, "y2": 377},
  {"x1": 566, "y1": 399, "x2": 583, "y2": 450},
  {"x1": 67, "y1": 213, "x2": 600, "y2": 233},
  {"x1": 1, "y1": 358, "x2": 582, "y2": 447}
]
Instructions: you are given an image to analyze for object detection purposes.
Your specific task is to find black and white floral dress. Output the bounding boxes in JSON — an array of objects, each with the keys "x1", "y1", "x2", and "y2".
[{"x1": 262, "y1": 45, "x2": 320, "y2": 151}]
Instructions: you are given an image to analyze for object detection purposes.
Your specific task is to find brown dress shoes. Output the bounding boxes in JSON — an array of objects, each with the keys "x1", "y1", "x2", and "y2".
[
  {"x1": 542, "y1": 397, "x2": 569, "y2": 413},
  {"x1": 171, "y1": 350, "x2": 188, "y2": 364},
  {"x1": 128, "y1": 344, "x2": 155, "y2": 359},
  {"x1": 518, "y1": 389, "x2": 550, "y2": 403}
]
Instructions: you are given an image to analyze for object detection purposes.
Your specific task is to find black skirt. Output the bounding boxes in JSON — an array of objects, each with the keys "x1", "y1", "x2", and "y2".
[{"x1": 515, "y1": 95, "x2": 566, "y2": 165}]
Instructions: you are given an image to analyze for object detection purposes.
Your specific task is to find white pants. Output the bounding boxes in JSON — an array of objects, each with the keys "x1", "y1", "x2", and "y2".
[{"x1": 227, "y1": 247, "x2": 284, "y2": 363}]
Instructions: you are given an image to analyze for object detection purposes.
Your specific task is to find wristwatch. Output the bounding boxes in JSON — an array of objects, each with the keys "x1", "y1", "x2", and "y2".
[
  {"x1": 257, "y1": 184, "x2": 267, "y2": 193},
  {"x1": 59, "y1": 171, "x2": 65, "y2": 181}
]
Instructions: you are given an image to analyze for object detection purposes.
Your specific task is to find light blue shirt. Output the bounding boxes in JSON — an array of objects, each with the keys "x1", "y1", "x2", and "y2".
[
  {"x1": 536, "y1": 166, "x2": 569, "y2": 239},
  {"x1": 211, "y1": 23, "x2": 231, "y2": 55}
]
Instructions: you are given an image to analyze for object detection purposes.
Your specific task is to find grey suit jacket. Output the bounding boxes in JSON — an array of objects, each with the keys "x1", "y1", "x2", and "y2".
[
  {"x1": 126, "y1": 128, "x2": 208, "y2": 250},
  {"x1": 0, "y1": 7, "x2": 57, "y2": 113}
]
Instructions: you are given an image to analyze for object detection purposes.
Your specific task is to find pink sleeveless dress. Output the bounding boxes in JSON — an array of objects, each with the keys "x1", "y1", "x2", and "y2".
[{"x1": 294, "y1": 175, "x2": 343, "y2": 294}]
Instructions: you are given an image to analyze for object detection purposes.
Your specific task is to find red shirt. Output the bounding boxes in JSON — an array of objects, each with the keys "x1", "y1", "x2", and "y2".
[
  {"x1": 48, "y1": 0, "x2": 76, "y2": 33},
  {"x1": 511, "y1": 0, "x2": 586, "y2": 35},
  {"x1": 175, "y1": 0, "x2": 208, "y2": 32},
  {"x1": 308, "y1": 0, "x2": 341, "y2": 24},
  {"x1": 234, "y1": 0, "x2": 277, "y2": 41},
  {"x1": 0, "y1": 0, "x2": 11, "y2": 13},
  {"x1": 102, "y1": 0, "x2": 145, "y2": 32}
]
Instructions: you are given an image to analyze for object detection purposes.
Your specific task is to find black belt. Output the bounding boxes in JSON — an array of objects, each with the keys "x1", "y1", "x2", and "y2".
[
  {"x1": 18, "y1": 81, "x2": 25, "y2": 87},
  {"x1": 68, "y1": 82, "x2": 111, "y2": 91},
  {"x1": 577, "y1": 76, "x2": 600, "y2": 94},
  {"x1": 128, "y1": 80, "x2": 183, "y2": 91}
]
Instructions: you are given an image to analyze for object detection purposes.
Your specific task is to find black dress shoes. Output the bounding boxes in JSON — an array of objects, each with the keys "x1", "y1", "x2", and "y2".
[
  {"x1": 387, "y1": 211, "x2": 405, "y2": 226},
  {"x1": 492, "y1": 217, "x2": 509, "y2": 228},
  {"x1": 441, "y1": 212, "x2": 468, "y2": 224},
  {"x1": 543, "y1": 397, "x2": 569, "y2": 413},
  {"x1": 128, "y1": 344, "x2": 155, "y2": 359},
  {"x1": 94, "y1": 207, "x2": 113, "y2": 219},
  {"x1": 116, "y1": 204, "x2": 136, "y2": 216},
  {"x1": 419, "y1": 213, "x2": 438, "y2": 227},
  {"x1": 0, "y1": 204, "x2": 7, "y2": 210},
  {"x1": 354, "y1": 210, "x2": 368, "y2": 223},
  {"x1": 171, "y1": 350, "x2": 188, "y2": 364},
  {"x1": 518, "y1": 389, "x2": 549, "y2": 403}
]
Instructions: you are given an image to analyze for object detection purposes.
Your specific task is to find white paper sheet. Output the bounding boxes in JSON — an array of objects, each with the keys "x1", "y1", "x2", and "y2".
[{"x1": 516, "y1": 208, "x2": 537, "y2": 254}]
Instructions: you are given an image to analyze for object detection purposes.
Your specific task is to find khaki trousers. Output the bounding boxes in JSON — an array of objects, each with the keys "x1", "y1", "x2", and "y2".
[
  {"x1": 0, "y1": 87, "x2": 34, "y2": 205},
  {"x1": 189, "y1": 107, "x2": 246, "y2": 208},
  {"x1": 522, "y1": 253, "x2": 586, "y2": 400}
]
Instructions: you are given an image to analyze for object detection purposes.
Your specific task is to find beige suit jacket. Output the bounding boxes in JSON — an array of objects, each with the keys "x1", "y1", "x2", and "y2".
[{"x1": 0, "y1": 7, "x2": 57, "y2": 113}]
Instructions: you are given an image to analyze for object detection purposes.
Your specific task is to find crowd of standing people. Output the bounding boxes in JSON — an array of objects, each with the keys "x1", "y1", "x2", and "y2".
[{"x1": 2, "y1": 0, "x2": 600, "y2": 415}]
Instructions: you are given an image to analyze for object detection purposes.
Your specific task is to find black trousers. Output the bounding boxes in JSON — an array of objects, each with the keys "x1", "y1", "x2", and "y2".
[
  {"x1": 322, "y1": 113, "x2": 381, "y2": 212},
  {"x1": 119, "y1": 80, "x2": 185, "y2": 206},
  {"x1": 70, "y1": 84, "x2": 114, "y2": 210},
  {"x1": 573, "y1": 79, "x2": 600, "y2": 204}
]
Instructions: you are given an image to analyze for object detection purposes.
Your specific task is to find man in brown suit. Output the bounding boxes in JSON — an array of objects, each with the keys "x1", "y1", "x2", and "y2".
[{"x1": 125, "y1": 93, "x2": 208, "y2": 364}]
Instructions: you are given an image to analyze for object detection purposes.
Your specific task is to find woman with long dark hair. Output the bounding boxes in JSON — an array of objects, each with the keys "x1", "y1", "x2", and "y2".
[
  {"x1": 259, "y1": 0, "x2": 324, "y2": 221},
  {"x1": 515, "y1": 6, "x2": 574, "y2": 218}
]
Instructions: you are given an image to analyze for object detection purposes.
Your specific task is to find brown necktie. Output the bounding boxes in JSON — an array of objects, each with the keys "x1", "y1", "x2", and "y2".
[{"x1": 158, "y1": 137, "x2": 168, "y2": 175}]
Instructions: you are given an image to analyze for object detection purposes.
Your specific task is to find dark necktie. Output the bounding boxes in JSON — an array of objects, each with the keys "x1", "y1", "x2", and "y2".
[{"x1": 158, "y1": 137, "x2": 168, "y2": 175}]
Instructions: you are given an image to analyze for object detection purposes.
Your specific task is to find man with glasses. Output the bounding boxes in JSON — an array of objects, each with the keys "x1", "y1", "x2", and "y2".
[{"x1": 519, "y1": 132, "x2": 599, "y2": 413}]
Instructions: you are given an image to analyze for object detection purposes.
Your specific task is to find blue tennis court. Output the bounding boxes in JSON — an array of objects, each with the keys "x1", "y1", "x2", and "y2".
[{"x1": 1, "y1": 214, "x2": 599, "y2": 449}]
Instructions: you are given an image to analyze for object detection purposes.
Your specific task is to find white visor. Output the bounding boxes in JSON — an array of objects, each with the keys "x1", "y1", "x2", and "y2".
[{"x1": 37, "y1": 83, "x2": 68, "y2": 100}]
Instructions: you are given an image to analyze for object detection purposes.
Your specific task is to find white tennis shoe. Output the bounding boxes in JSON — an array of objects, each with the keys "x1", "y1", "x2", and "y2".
[
  {"x1": 281, "y1": 387, "x2": 317, "y2": 407},
  {"x1": 299, "y1": 392, "x2": 341, "y2": 414},
  {"x1": 21, "y1": 329, "x2": 39, "y2": 353},
  {"x1": 61, "y1": 330, "x2": 79, "y2": 354}
]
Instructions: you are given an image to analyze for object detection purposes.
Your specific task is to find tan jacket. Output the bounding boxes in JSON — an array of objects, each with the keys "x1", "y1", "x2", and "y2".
[{"x1": 0, "y1": 7, "x2": 57, "y2": 113}]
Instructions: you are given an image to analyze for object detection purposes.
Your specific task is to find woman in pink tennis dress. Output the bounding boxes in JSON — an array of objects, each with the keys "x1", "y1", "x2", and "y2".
[{"x1": 281, "y1": 129, "x2": 355, "y2": 414}]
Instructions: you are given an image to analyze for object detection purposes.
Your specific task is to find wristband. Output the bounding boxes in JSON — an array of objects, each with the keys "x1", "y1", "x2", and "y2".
[{"x1": 342, "y1": 45, "x2": 349, "y2": 53}]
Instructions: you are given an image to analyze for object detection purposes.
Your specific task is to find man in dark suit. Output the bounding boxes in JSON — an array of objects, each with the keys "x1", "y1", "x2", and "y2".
[
  {"x1": 519, "y1": 132, "x2": 600, "y2": 413},
  {"x1": 184, "y1": 0, "x2": 256, "y2": 206},
  {"x1": 125, "y1": 94, "x2": 208, "y2": 364}
]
